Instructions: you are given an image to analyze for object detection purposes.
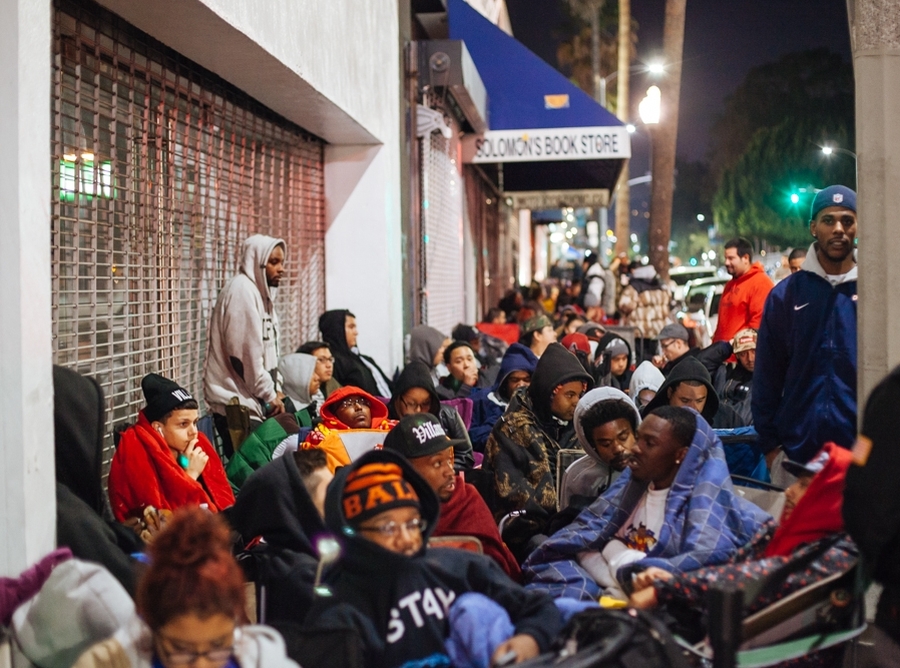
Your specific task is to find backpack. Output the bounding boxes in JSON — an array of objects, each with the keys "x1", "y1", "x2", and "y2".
[{"x1": 518, "y1": 608, "x2": 696, "y2": 667}]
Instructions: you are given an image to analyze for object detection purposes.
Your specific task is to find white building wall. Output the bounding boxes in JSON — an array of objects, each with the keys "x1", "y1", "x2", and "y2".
[{"x1": 0, "y1": 0, "x2": 55, "y2": 577}]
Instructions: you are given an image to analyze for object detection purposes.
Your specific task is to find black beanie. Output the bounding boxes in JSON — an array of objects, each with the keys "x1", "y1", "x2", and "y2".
[{"x1": 142, "y1": 373, "x2": 194, "y2": 423}]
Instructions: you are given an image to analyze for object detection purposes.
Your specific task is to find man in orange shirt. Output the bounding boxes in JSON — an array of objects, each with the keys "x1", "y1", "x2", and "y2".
[{"x1": 713, "y1": 237, "x2": 774, "y2": 343}]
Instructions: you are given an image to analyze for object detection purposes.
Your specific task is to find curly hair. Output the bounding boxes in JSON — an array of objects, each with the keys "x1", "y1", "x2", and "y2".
[
  {"x1": 578, "y1": 399, "x2": 638, "y2": 448},
  {"x1": 137, "y1": 506, "x2": 246, "y2": 630}
]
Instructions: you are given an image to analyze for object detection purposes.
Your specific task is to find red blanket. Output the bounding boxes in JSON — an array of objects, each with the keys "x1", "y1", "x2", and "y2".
[
  {"x1": 108, "y1": 412, "x2": 235, "y2": 522},
  {"x1": 434, "y1": 474, "x2": 521, "y2": 581}
]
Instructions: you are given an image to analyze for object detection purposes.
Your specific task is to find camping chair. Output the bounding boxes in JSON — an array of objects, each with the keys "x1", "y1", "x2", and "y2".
[
  {"x1": 677, "y1": 544, "x2": 866, "y2": 668},
  {"x1": 225, "y1": 397, "x2": 252, "y2": 452},
  {"x1": 556, "y1": 448, "x2": 586, "y2": 511},
  {"x1": 731, "y1": 475, "x2": 785, "y2": 519},
  {"x1": 429, "y1": 535, "x2": 484, "y2": 555}
]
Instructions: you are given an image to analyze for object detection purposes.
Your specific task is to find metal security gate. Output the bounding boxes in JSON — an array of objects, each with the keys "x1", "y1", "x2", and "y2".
[
  {"x1": 419, "y1": 101, "x2": 466, "y2": 336},
  {"x1": 51, "y1": 0, "x2": 325, "y2": 473}
]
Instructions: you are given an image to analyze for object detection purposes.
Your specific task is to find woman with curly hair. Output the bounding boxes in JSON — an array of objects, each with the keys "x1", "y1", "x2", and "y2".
[{"x1": 75, "y1": 506, "x2": 297, "y2": 668}]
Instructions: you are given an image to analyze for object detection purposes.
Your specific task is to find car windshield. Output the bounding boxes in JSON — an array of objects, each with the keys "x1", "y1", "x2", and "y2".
[{"x1": 671, "y1": 269, "x2": 715, "y2": 286}]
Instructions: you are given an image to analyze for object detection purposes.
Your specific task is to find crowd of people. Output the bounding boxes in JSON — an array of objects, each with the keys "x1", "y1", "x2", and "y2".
[{"x1": 3, "y1": 183, "x2": 899, "y2": 668}]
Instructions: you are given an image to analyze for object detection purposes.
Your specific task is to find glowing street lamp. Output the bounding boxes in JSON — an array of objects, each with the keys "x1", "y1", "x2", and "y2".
[
  {"x1": 821, "y1": 143, "x2": 858, "y2": 188},
  {"x1": 639, "y1": 86, "x2": 661, "y2": 125}
]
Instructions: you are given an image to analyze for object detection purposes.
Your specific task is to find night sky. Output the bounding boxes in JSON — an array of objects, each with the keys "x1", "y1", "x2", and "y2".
[{"x1": 506, "y1": 0, "x2": 853, "y2": 163}]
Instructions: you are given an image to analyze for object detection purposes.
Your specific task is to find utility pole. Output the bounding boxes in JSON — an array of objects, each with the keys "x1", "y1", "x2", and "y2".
[
  {"x1": 614, "y1": 0, "x2": 631, "y2": 256},
  {"x1": 647, "y1": 0, "x2": 686, "y2": 281}
]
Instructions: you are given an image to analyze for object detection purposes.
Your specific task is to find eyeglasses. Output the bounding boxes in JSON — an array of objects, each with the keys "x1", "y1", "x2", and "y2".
[
  {"x1": 400, "y1": 398, "x2": 432, "y2": 412},
  {"x1": 659, "y1": 339, "x2": 679, "y2": 350},
  {"x1": 316, "y1": 355, "x2": 335, "y2": 364},
  {"x1": 155, "y1": 631, "x2": 235, "y2": 666},
  {"x1": 358, "y1": 517, "x2": 427, "y2": 538},
  {"x1": 338, "y1": 396, "x2": 370, "y2": 411}
]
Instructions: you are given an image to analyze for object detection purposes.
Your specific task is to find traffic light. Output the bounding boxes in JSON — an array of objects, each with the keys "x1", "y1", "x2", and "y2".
[{"x1": 790, "y1": 193, "x2": 800, "y2": 204}]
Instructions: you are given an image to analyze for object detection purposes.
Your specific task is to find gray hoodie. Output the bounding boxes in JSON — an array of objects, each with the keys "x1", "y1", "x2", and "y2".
[
  {"x1": 560, "y1": 387, "x2": 641, "y2": 508},
  {"x1": 279, "y1": 352, "x2": 318, "y2": 410},
  {"x1": 204, "y1": 235, "x2": 285, "y2": 420}
]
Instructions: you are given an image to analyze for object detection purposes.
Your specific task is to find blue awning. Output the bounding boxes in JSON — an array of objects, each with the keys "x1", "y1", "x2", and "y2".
[{"x1": 448, "y1": 0, "x2": 628, "y2": 196}]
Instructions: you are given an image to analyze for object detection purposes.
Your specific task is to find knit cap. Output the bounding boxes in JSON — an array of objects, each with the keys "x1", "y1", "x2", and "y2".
[
  {"x1": 141, "y1": 373, "x2": 194, "y2": 423},
  {"x1": 342, "y1": 461, "x2": 420, "y2": 525},
  {"x1": 810, "y1": 185, "x2": 856, "y2": 220}
]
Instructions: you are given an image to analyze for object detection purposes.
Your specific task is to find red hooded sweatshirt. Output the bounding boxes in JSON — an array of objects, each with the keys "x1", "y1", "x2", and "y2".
[{"x1": 713, "y1": 262, "x2": 774, "y2": 344}]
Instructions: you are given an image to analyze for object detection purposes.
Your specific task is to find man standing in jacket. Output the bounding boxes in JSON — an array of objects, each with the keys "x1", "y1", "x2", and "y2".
[
  {"x1": 204, "y1": 235, "x2": 286, "y2": 456},
  {"x1": 713, "y1": 237, "x2": 774, "y2": 344},
  {"x1": 753, "y1": 185, "x2": 858, "y2": 474}
]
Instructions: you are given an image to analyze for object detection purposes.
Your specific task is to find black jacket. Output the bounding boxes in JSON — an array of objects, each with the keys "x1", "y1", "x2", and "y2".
[
  {"x1": 296, "y1": 450, "x2": 562, "y2": 668},
  {"x1": 228, "y1": 453, "x2": 329, "y2": 625},
  {"x1": 53, "y1": 366, "x2": 141, "y2": 595},
  {"x1": 645, "y1": 356, "x2": 745, "y2": 429},
  {"x1": 662, "y1": 340, "x2": 732, "y2": 386},
  {"x1": 319, "y1": 309, "x2": 393, "y2": 397},
  {"x1": 388, "y1": 361, "x2": 474, "y2": 470}
]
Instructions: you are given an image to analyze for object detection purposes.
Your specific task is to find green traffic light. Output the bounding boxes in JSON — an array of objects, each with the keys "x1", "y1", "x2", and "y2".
[{"x1": 790, "y1": 193, "x2": 800, "y2": 204}]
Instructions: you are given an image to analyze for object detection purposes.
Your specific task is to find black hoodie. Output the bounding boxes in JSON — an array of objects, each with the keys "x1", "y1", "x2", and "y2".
[
  {"x1": 527, "y1": 343, "x2": 595, "y2": 425},
  {"x1": 388, "y1": 361, "x2": 474, "y2": 470},
  {"x1": 319, "y1": 309, "x2": 393, "y2": 397},
  {"x1": 644, "y1": 356, "x2": 744, "y2": 428},
  {"x1": 228, "y1": 453, "x2": 330, "y2": 626},
  {"x1": 296, "y1": 450, "x2": 562, "y2": 668},
  {"x1": 53, "y1": 366, "x2": 140, "y2": 594}
]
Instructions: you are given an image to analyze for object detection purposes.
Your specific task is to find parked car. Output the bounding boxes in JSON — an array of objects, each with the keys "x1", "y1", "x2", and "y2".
[
  {"x1": 678, "y1": 276, "x2": 728, "y2": 345},
  {"x1": 669, "y1": 266, "x2": 717, "y2": 302}
]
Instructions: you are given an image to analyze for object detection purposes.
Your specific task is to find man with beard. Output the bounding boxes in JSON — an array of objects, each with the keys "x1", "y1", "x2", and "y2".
[
  {"x1": 384, "y1": 413, "x2": 520, "y2": 580},
  {"x1": 753, "y1": 186, "x2": 858, "y2": 474}
]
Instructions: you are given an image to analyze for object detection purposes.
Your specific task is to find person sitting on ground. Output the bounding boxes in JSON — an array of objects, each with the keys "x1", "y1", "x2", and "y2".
[
  {"x1": 519, "y1": 313, "x2": 558, "y2": 358},
  {"x1": 300, "y1": 386, "x2": 396, "y2": 471},
  {"x1": 295, "y1": 450, "x2": 562, "y2": 668},
  {"x1": 453, "y1": 322, "x2": 504, "y2": 384},
  {"x1": 437, "y1": 341, "x2": 490, "y2": 399},
  {"x1": 629, "y1": 361, "x2": 665, "y2": 412},
  {"x1": 720, "y1": 328, "x2": 757, "y2": 425},
  {"x1": 484, "y1": 343, "x2": 593, "y2": 559},
  {"x1": 643, "y1": 356, "x2": 745, "y2": 428},
  {"x1": 318, "y1": 309, "x2": 392, "y2": 398},
  {"x1": 407, "y1": 325, "x2": 451, "y2": 387},
  {"x1": 468, "y1": 343, "x2": 539, "y2": 452},
  {"x1": 388, "y1": 360, "x2": 474, "y2": 470},
  {"x1": 297, "y1": 341, "x2": 341, "y2": 401},
  {"x1": 652, "y1": 322, "x2": 732, "y2": 386},
  {"x1": 108, "y1": 374, "x2": 234, "y2": 523},
  {"x1": 384, "y1": 414, "x2": 520, "y2": 580},
  {"x1": 561, "y1": 388, "x2": 640, "y2": 510},
  {"x1": 228, "y1": 448, "x2": 333, "y2": 630},
  {"x1": 225, "y1": 354, "x2": 320, "y2": 492},
  {"x1": 522, "y1": 407, "x2": 770, "y2": 601},
  {"x1": 629, "y1": 442, "x2": 856, "y2": 668},
  {"x1": 74, "y1": 506, "x2": 298, "y2": 668}
]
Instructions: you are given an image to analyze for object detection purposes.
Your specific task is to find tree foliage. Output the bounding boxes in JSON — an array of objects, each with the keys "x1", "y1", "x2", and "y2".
[{"x1": 709, "y1": 49, "x2": 855, "y2": 249}]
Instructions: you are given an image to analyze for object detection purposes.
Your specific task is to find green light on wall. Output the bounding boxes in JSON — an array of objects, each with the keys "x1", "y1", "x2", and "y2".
[{"x1": 59, "y1": 157, "x2": 114, "y2": 201}]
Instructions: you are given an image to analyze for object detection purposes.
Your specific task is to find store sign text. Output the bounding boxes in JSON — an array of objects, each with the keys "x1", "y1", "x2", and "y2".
[{"x1": 465, "y1": 126, "x2": 631, "y2": 164}]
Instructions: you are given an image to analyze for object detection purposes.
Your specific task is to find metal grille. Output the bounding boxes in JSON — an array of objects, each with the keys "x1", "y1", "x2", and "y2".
[
  {"x1": 51, "y1": 0, "x2": 326, "y2": 474},
  {"x1": 419, "y1": 102, "x2": 465, "y2": 335}
]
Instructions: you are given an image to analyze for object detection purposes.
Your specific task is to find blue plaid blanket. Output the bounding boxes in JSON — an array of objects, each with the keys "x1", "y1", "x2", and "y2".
[{"x1": 522, "y1": 411, "x2": 771, "y2": 600}]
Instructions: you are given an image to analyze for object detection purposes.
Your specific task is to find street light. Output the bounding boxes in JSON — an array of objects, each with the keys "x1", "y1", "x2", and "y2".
[
  {"x1": 639, "y1": 86, "x2": 661, "y2": 125},
  {"x1": 600, "y1": 63, "x2": 665, "y2": 109},
  {"x1": 821, "y1": 143, "x2": 858, "y2": 188}
]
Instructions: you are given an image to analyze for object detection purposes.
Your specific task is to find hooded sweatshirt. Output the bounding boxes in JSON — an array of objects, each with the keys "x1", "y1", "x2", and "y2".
[
  {"x1": 280, "y1": 352, "x2": 318, "y2": 410},
  {"x1": 713, "y1": 262, "x2": 774, "y2": 344},
  {"x1": 469, "y1": 343, "x2": 539, "y2": 451},
  {"x1": 388, "y1": 361, "x2": 474, "y2": 470},
  {"x1": 295, "y1": 450, "x2": 561, "y2": 668},
  {"x1": 204, "y1": 235, "x2": 285, "y2": 420},
  {"x1": 228, "y1": 452, "x2": 330, "y2": 625},
  {"x1": 484, "y1": 344, "x2": 594, "y2": 542},
  {"x1": 563, "y1": 387, "x2": 642, "y2": 505},
  {"x1": 319, "y1": 309, "x2": 393, "y2": 398},
  {"x1": 408, "y1": 325, "x2": 448, "y2": 372},
  {"x1": 629, "y1": 361, "x2": 665, "y2": 403},
  {"x1": 644, "y1": 356, "x2": 744, "y2": 429}
]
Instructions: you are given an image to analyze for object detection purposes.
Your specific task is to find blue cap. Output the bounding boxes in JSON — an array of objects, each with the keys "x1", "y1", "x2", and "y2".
[{"x1": 810, "y1": 185, "x2": 856, "y2": 220}]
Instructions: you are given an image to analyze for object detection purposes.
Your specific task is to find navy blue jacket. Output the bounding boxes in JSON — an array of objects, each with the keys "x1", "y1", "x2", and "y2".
[{"x1": 752, "y1": 267, "x2": 857, "y2": 462}]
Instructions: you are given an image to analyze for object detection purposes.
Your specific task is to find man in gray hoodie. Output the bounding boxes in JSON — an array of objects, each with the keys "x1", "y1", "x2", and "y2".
[{"x1": 204, "y1": 235, "x2": 286, "y2": 455}]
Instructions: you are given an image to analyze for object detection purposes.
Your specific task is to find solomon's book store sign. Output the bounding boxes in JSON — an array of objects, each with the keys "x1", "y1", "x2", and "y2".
[{"x1": 462, "y1": 125, "x2": 631, "y2": 164}]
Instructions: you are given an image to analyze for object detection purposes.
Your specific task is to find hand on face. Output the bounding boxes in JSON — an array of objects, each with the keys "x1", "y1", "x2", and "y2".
[{"x1": 183, "y1": 439, "x2": 209, "y2": 480}]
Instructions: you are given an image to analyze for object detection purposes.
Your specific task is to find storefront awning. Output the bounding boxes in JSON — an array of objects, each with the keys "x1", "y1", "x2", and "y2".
[{"x1": 449, "y1": 0, "x2": 629, "y2": 195}]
